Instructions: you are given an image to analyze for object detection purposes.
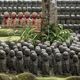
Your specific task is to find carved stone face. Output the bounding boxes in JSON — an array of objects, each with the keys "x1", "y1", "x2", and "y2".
[
  {"x1": 35, "y1": 46, "x2": 41, "y2": 55},
  {"x1": 55, "y1": 53, "x2": 62, "y2": 62},
  {"x1": 31, "y1": 12, "x2": 38, "y2": 19},
  {"x1": 9, "y1": 41, "x2": 15, "y2": 48},
  {"x1": 24, "y1": 12, "x2": 30, "y2": 18},
  {"x1": 24, "y1": 48, "x2": 30, "y2": 57},
  {"x1": 42, "y1": 52, "x2": 49, "y2": 61},
  {"x1": 63, "y1": 51, "x2": 69, "y2": 60},
  {"x1": 46, "y1": 47, "x2": 52, "y2": 55},
  {"x1": 0, "y1": 50, "x2": 6, "y2": 59},
  {"x1": 4, "y1": 12, "x2": 9, "y2": 18},
  {"x1": 11, "y1": 12, "x2": 16, "y2": 19},
  {"x1": 9, "y1": 50, "x2": 15, "y2": 57},
  {"x1": 70, "y1": 50, "x2": 75, "y2": 59},
  {"x1": 18, "y1": 12, "x2": 23, "y2": 19},
  {"x1": 30, "y1": 52, "x2": 37, "y2": 61},
  {"x1": 16, "y1": 51, "x2": 23, "y2": 60},
  {"x1": 73, "y1": 55, "x2": 78, "y2": 62}
]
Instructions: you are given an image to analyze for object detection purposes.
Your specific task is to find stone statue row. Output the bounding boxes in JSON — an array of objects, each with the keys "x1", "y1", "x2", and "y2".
[
  {"x1": 1, "y1": 11, "x2": 42, "y2": 32},
  {"x1": 0, "y1": 40, "x2": 80, "y2": 76}
]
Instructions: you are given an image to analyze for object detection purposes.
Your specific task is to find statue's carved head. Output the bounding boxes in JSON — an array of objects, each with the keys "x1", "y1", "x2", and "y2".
[
  {"x1": 31, "y1": 12, "x2": 38, "y2": 19},
  {"x1": 11, "y1": 12, "x2": 17, "y2": 19},
  {"x1": 4, "y1": 12, "x2": 9, "y2": 19},
  {"x1": 24, "y1": 12, "x2": 30, "y2": 18},
  {"x1": 18, "y1": 12, "x2": 23, "y2": 19}
]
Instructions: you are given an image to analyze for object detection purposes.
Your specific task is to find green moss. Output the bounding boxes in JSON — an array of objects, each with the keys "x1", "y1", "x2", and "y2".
[
  {"x1": 0, "y1": 73, "x2": 10, "y2": 80},
  {"x1": 0, "y1": 28, "x2": 23, "y2": 37},
  {"x1": 66, "y1": 76, "x2": 80, "y2": 80},
  {"x1": 12, "y1": 72, "x2": 37, "y2": 80},
  {"x1": 12, "y1": 76, "x2": 18, "y2": 80}
]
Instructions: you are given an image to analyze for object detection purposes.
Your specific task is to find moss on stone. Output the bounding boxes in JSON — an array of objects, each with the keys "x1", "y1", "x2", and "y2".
[
  {"x1": 66, "y1": 76, "x2": 80, "y2": 80},
  {"x1": 0, "y1": 74, "x2": 10, "y2": 80},
  {"x1": 12, "y1": 72, "x2": 37, "y2": 80}
]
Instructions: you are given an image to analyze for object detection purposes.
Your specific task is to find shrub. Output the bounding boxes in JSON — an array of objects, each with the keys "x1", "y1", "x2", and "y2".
[
  {"x1": 20, "y1": 26, "x2": 38, "y2": 42},
  {"x1": 12, "y1": 72, "x2": 37, "y2": 80},
  {"x1": 66, "y1": 76, "x2": 80, "y2": 80},
  {"x1": 40, "y1": 24, "x2": 71, "y2": 43},
  {"x1": 0, "y1": 73, "x2": 10, "y2": 80}
]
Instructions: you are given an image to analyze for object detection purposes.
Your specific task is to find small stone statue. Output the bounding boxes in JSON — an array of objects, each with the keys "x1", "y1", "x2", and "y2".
[
  {"x1": 54, "y1": 53, "x2": 62, "y2": 75},
  {"x1": 41, "y1": 52, "x2": 49, "y2": 76},
  {"x1": 62, "y1": 51, "x2": 69, "y2": 75},
  {"x1": 24, "y1": 11, "x2": 31, "y2": 26},
  {"x1": 0, "y1": 50, "x2": 6, "y2": 72},
  {"x1": 16, "y1": 51, "x2": 24, "y2": 73},
  {"x1": 7, "y1": 50, "x2": 16, "y2": 73},
  {"x1": 22, "y1": 46, "x2": 28, "y2": 55},
  {"x1": 69, "y1": 50, "x2": 75, "y2": 72},
  {"x1": 2, "y1": 12, "x2": 11, "y2": 27},
  {"x1": 35, "y1": 46, "x2": 42, "y2": 72},
  {"x1": 46, "y1": 47, "x2": 54, "y2": 74},
  {"x1": 71, "y1": 55, "x2": 79, "y2": 75},
  {"x1": 23, "y1": 48, "x2": 31, "y2": 72},
  {"x1": 30, "y1": 52, "x2": 38, "y2": 75}
]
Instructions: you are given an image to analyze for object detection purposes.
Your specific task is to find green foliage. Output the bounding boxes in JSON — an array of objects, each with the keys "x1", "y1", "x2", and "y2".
[
  {"x1": 0, "y1": 29, "x2": 14, "y2": 37},
  {"x1": 20, "y1": 26, "x2": 38, "y2": 42},
  {"x1": 0, "y1": 28, "x2": 24, "y2": 37},
  {"x1": 40, "y1": 24, "x2": 71, "y2": 43},
  {"x1": 13, "y1": 28, "x2": 24, "y2": 36},
  {"x1": 66, "y1": 76, "x2": 80, "y2": 80},
  {"x1": 0, "y1": 24, "x2": 71, "y2": 43},
  {"x1": 12, "y1": 72, "x2": 37, "y2": 80},
  {"x1": 0, "y1": 74, "x2": 10, "y2": 80}
]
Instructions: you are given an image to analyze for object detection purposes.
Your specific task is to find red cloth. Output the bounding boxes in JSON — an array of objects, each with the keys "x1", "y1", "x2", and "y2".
[
  {"x1": 25, "y1": 16, "x2": 30, "y2": 24},
  {"x1": 4, "y1": 16, "x2": 9, "y2": 24},
  {"x1": 25, "y1": 16, "x2": 30, "y2": 19},
  {"x1": 12, "y1": 16, "x2": 16, "y2": 19},
  {"x1": 18, "y1": 16, "x2": 23, "y2": 24},
  {"x1": 19, "y1": 16, "x2": 23, "y2": 19},
  {"x1": 32, "y1": 16, "x2": 36, "y2": 25}
]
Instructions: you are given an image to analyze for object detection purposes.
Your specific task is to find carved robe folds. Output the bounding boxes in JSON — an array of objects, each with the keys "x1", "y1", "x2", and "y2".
[{"x1": 11, "y1": 12, "x2": 18, "y2": 28}]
